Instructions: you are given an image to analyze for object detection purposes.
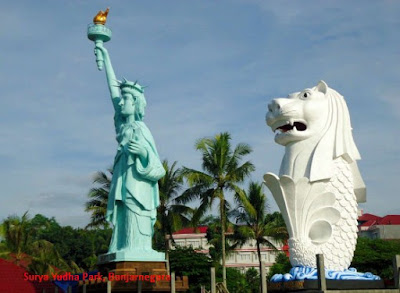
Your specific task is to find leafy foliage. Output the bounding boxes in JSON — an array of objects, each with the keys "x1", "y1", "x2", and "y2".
[
  {"x1": 351, "y1": 237, "x2": 400, "y2": 279},
  {"x1": 35, "y1": 223, "x2": 111, "y2": 271},
  {"x1": 232, "y1": 182, "x2": 288, "y2": 291},
  {"x1": 0, "y1": 213, "x2": 112, "y2": 273},
  {"x1": 0, "y1": 212, "x2": 32, "y2": 264},
  {"x1": 154, "y1": 160, "x2": 193, "y2": 253},
  {"x1": 217, "y1": 267, "x2": 248, "y2": 293},
  {"x1": 267, "y1": 252, "x2": 291, "y2": 279},
  {"x1": 177, "y1": 132, "x2": 255, "y2": 284},
  {"x1": 205, "y1": 218, "x2": 238, "y2": 266},
  {"x1": 0, "y1": 212, "x2": 72, "y2": 274},
  {"x1": 85, "y1": 169, "x2": 112, "y2": 229},
  {"x1": 169, "y1": 247, "x2": 212, "y2": 293},
  {"x1": 245, "y1": 268, "x2": 260, "y2": 293}
]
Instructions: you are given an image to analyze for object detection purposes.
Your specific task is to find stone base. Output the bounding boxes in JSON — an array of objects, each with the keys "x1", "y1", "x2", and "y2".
[
  {"x1": 268, "y1": 279, "x2": 386, "y2": 292},
  {"x1": 98, "y1": 250, "x2": 166, "y2": 264},
  {"x1": 77, "y1": 261, "x2": 188, "y2": 292},
  {"x1": 98, "y1": 260, "x2": 168, "y2": 276}
]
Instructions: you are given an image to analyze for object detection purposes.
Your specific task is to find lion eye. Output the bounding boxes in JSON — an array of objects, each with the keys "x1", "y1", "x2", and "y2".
[{"x1": 303, "y1": 92, "x2": 309, "y2": 98}]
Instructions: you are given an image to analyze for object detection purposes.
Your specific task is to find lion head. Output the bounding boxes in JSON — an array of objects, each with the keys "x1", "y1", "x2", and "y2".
[{"x1": 266, "y1": 81, "x2": 366, "y2": 202}]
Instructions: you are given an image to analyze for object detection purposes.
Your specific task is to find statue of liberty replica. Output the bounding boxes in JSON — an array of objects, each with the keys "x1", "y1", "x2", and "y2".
[{"x1": 88, "y1": 8, "x2": 166, "y2": 264}]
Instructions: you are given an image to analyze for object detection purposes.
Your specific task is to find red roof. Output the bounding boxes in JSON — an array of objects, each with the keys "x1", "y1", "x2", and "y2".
[
  {"x1": 282, "y1": 243, "x2": 289, "y2": 257},
  {"x1": 0, "y1": 258, "x2": 57, "y2": 293},
  {"x1": 358, "y1": 213, "x2": 382, "y2": 223},
  {"x1": 360, "y1": 220, "x2": 379, "y2": 227},
  {"x1": 0, "y1": 258, "x2": 36, "y2": 293},
  {"x1": 358, "y1": 213, "x2": 400, "y2": 227},
  {"x1": 6, "y1": 253, "x2": 32, "y2": 270},
  {"x1": 378, "y1": 215, "x2": 400, "y2": 225},
  {"x1": 173, "y1": 226, "x2": 208, "y2": 234}
]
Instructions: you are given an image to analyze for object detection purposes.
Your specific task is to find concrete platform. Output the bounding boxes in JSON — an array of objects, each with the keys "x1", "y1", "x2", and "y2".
[
  {"x1": 268, "y1": 280, "x2": 399, "y2": 293},
  {"x1": 76, "y1": 261, "x2": 188, "y2": 292}
]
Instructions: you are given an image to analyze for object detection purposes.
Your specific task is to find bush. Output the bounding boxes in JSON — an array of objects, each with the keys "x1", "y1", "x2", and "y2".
[
  {"x1": 169, "y1": 247, "x2": 212, "y2": 293},
  {"x1": 351, "y1": 238, "x2": 400, "y2": 280},
  {"x1": 267, "y1": 253, "x2": 291, "y2": 279}
]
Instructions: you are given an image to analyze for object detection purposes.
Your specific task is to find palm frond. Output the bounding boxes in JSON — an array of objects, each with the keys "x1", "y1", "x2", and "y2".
[
  {"x1": 226, "y1": 161, "x2": 255, "y2": 183},
  {"x1": 85, "y1": 168, "x2": 112, "y2": 228}
]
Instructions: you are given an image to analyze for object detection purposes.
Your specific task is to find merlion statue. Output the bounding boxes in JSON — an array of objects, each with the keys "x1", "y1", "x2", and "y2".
[
  {"x1": 88, "y1": 11, "x2": 166, "y2": 261},
  {"x1": 264, "y1": 81, "x2": 378, "y2": 280}
]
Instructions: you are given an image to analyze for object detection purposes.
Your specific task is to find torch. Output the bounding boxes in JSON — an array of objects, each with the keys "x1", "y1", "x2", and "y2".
[{"x1": 87, "y1": 8, "x2": 112, "y2": 70}]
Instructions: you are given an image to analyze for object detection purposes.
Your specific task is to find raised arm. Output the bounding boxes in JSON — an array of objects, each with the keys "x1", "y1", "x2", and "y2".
[{"x1": 95, "y1": 42, "x2": 120, "y2": 109}]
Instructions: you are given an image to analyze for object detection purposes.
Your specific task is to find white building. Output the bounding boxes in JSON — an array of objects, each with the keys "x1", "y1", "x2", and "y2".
[{"x1": 170, "y1": 226, "x2": 287, "y2": 273}]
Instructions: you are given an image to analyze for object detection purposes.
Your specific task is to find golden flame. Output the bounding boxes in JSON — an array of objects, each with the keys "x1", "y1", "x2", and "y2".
[{"x1": 93, "y1": 8, "x2": 109, "y2": 25}]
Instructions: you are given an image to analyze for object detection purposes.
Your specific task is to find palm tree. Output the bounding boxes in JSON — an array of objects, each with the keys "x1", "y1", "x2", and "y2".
[
  {"x1": 0, "y1": 212, "x2": 33, "y2": 265},
  {"x1": 233, "y1": 182, "x2": 288, "y2": 290},
  {"x1": 0, "y1": 212, "x2": 73, "y2": 274},
  {"x1": 85, "y1": 168, "x2": 112, "y2": 229},
  {"x1": 156, "y1": 160, "x2": 193, "y2": 268},
  {"x1": 28, "y1": 240, "x2": 73, "y2": 275},
  {"x1": 177, "y1": 132, "x2": 255, "y2": 287},
  {"x1": 205, "y1": 217, "x2": 239, "y2": 267}
]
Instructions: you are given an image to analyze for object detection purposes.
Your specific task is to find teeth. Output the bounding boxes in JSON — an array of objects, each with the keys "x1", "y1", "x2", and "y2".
[
  {"x1": 289, "y1": 119, "x2": 294, "y2": 126},
  {"x1": 293, "y1": 125, "x2": 297, "y2": 131}
]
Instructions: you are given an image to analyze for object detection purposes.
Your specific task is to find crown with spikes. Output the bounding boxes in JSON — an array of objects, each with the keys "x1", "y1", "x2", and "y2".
[{"x1": 116, "y1": 77, "x2": 147, "y2": 93}]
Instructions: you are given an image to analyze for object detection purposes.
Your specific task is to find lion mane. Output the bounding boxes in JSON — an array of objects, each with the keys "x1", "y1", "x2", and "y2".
[{"x1": 309, "y1": 81, "x2": 366, "y2": 202}]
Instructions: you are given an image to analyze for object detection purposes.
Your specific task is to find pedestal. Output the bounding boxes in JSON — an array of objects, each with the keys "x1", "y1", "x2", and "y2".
[
  {"x1": 98, "y1": 250, "x2": 166, "y2": 263},
  {"x1": 99, "y1": 260, "x2": 168, "y2": 276},
  {"x1": 268, "y1": 279, "x2": 386, "y2": 292},
  {"x1": 77, "y1": 261, "x2": 189, "y2": 292}
]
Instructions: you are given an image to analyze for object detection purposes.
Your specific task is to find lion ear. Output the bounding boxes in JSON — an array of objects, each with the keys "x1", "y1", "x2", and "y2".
[{"x1": 316, "y1": 80, "x2": 328, "y2": 94}]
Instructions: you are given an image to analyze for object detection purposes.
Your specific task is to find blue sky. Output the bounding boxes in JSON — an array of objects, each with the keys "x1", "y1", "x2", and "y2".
[{"x1": 1, "y1": 1, "x2": 399, "y2": 227}]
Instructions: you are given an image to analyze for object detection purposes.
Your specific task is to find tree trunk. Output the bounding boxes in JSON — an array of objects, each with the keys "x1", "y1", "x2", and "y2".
[
  {"x1": 220, "y1": 194, "x2": 227, "y2": 288},
  {"x1": 165, "y1": 233, "x2": 170, "y2": 275},
  {"x1": 257, "y1": 240, "x2": 262, "y2": 292}
]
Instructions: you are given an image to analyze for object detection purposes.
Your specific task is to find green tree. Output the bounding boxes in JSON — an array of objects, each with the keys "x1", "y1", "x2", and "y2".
[
  {"x1": 85, "y1": 169, "x2": 112, "y2": 229},
  {"x1": 178, "y1": 132, "x2": 255, "y2": 287},
  {"x1": 0, "y1": 213, "x2": 73, "y2": 274},
  {"x1": 156, "y1": 160, "x2": 193, "y2": 263},
  {"x1": 205, "y1": 218, "x2": 238, "y2": 267},
  {"x1": 28, "y1": 240, "x2": 71, "y2": 275},
  {"x1": 197, "y1": 214, "x2": 217, "y2": 226},
  {"x1": 29, "y1": 214, "x2": 111, "y2": 271},
  {"x1": 217, "y1": 267, "x2": 248, "y2": 293},
  {"x1": 233, "y1": 182, "x2": 288, "y2": 275},
  {"x1": 267, "y1": 252, "x2": 291, "y2": 280},
  {"x1": 0, "y1": 212, "x2": 33, "y2": 265},
  {"x1": 169, "y1": 246, "x2": 212, "y2": 293},
  {"x1": 351, "y1": 237, "x2": 400, "y2": 279},
  {"x1": 245, "y1": 268, "x2": 260, "y2": 293}
]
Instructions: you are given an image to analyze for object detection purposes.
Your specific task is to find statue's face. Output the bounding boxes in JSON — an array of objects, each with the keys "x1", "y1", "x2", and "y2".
[
  {"x1": 266, "y1": 83, "x2": 329, "y2": 146},
  {"x1": 119, "y1": 93, "x2": 136, "y2": 117}
]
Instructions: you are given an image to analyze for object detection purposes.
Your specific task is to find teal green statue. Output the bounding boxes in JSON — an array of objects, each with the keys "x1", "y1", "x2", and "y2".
[{"x1": 88, "y1": 9, "x2": 166, "y2": 262}]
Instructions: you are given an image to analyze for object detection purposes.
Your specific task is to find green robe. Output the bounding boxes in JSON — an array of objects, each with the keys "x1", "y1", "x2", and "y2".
[{"x1": 106, "y1": 114, "x2": 165, "y2": 247}]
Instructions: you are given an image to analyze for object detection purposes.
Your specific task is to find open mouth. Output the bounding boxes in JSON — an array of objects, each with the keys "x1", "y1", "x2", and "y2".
[{"x1": 273, "y1": 121, "x2": 307, "y2": 133}]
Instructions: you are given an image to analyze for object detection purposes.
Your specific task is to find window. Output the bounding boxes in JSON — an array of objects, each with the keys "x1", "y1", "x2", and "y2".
[
  {"x1": 227, "y1": 254, "x2": 236, "y2": 262},
  {"x1": 187, "y1": 240, "x2": 200, "y2": 248},
  {"x1": 175, "y1": 240, "x2": 184, "y2": 246},
  {"x1": 270, "y1": 254, "x2": 276, "y2": 262},
  {"x1": 240, "y1": 253, "x2": 251, "y2": 261}
]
